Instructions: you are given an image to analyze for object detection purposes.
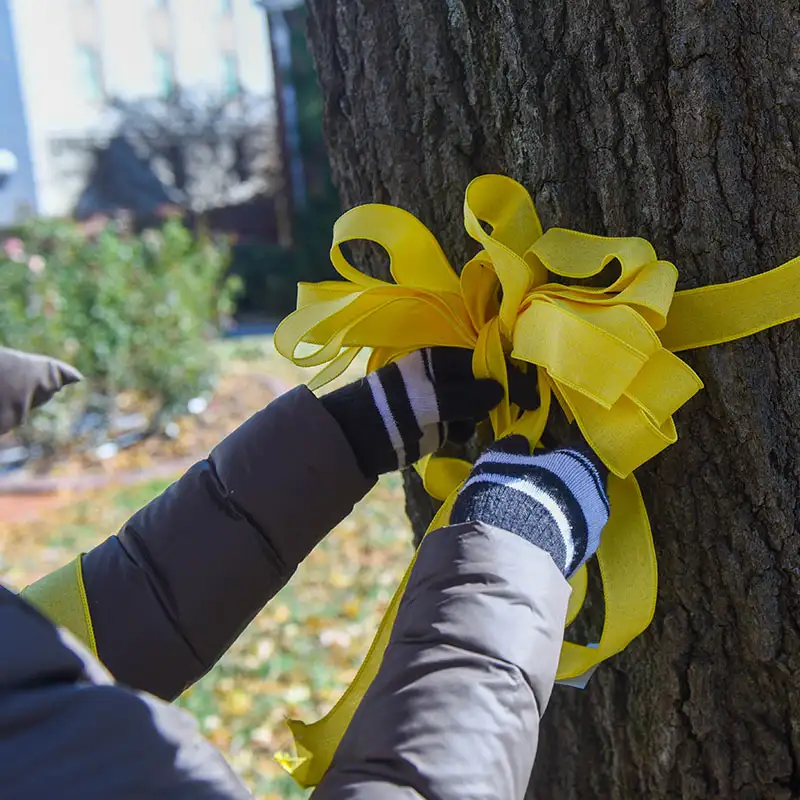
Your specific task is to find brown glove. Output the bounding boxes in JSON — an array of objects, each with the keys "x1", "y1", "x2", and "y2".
[{"x1": 0, "y1": 347, "x2": 82, "y2": 435}]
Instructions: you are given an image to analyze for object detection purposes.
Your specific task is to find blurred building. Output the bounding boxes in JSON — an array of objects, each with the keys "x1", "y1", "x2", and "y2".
[{"x1": 0, "y1": 0, "x2": 275, "y2": 225}]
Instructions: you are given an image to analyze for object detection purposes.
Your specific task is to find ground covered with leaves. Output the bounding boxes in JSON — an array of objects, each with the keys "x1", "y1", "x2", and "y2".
[{"x1": 0, "y1": 338, "x2": 413, "y2": 799}]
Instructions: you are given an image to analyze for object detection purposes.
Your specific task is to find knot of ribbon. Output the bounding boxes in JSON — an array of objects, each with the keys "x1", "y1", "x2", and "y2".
[{"x1": 274, "y1": 174, "x2": 800, "y2": 788}]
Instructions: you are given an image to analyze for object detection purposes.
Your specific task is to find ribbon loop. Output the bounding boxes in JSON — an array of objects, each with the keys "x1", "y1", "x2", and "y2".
[
  {"x1": 463, "y1": 176, "x2": 544, "y2": 333},
  {"x1": 513, "y1": 298, "x2": 656, "y2": 409},
  {"x1": 530, "y1": 228, "x2": 657, "y2": 281},
  {"x1": 332, "y1": 203, "x2": 460, "y2": 292}
]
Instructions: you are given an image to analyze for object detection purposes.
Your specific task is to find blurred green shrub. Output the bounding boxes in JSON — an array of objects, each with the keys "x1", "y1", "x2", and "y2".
[{"x1": 0, "y1": 217, "x2": 240, "y2": 451}]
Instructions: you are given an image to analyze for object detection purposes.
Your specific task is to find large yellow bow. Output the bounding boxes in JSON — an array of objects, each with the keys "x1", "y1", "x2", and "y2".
[{"x1": 274, "y1": 174, "x2": 800, "y2": 787}]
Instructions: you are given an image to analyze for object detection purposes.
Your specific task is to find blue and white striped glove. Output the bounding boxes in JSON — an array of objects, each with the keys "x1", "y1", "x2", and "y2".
[{"x1": 450, "y1": 435, "x2": 610, "y2": 577}]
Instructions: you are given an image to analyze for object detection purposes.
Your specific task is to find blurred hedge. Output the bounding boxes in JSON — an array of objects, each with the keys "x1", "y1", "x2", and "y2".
[{"x1": 0, "y1": 217, "x2": 240, "y2": 452}]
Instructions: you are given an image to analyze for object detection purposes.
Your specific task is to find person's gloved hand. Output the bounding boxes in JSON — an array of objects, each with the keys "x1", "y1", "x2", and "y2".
[
  {"x1": 450, "y1": 434, "x2": 610, "y2": 577},
  {"x1": 0, "y1": 347, "x2": 83, "y2": 436},
  {"x1": 321, "y1": 347, "x2": 538, "y2": 478}
]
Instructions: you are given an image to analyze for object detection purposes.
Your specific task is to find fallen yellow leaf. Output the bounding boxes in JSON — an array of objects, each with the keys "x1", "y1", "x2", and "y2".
[{"x1": 219, "y1": 689, "x2": 253, "y2": 717}]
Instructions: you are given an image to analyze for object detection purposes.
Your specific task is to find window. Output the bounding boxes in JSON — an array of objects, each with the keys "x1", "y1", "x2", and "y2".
[
  {"x1": 222, "y1": 53, "x2": 239, "y2": 97},
  {"x1": 77, "y1": 46, "x2": 103, "y2": 102},
  {"x1": 155, "y1": 51, "x2": 174, "y2": 96}
]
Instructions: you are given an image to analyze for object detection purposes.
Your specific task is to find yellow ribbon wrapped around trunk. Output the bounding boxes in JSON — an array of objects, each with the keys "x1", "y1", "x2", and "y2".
[{"x1": 274, "y1": 174, "x2": 800, "y2": 788}]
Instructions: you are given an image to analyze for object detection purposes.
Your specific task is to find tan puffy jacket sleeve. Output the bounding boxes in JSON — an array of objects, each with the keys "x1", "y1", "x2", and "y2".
[
  {"x1": 1, "y1": 524, "x2": 567, "y2": 800},
  {"x1": 314, "y1": 522, "x2": 571, "y2": 800}
]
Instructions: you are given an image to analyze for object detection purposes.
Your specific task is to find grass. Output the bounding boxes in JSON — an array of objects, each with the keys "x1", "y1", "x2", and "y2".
[{"x1": 0, "y1": 337, "x2": 414, "y2": 799}]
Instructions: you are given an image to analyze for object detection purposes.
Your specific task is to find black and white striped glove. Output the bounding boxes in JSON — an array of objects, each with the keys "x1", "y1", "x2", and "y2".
[
  {"x1": 450, "y1": 435, "x2": 610, "y2": 577},
  {"x1": 321, "y1": 348, "x2": 537, "y2": 478}
]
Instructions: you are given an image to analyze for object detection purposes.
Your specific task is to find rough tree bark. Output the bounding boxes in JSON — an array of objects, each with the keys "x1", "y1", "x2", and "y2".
[{"x1": 305, "y1": 2, "x2": 800, "y2": 797}]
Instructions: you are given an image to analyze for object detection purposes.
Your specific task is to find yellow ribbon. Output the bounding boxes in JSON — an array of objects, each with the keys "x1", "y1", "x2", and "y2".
[{"x1": 274, "y1": 174, "x2": 800, "y2": 787}]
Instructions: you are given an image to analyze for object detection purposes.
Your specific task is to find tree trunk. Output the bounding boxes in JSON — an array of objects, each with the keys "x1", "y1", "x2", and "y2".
[{"x1": 304, "y1": 2, "x2": 800, "y2": 797}]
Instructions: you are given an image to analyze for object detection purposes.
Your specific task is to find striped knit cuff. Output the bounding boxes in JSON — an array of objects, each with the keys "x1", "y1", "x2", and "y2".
[
  {"x1": 451, "y1": 439, "x2": 610, "y2": 576},
  {"x1": 320, "y1": 351, "x2": 445, "y2": 477},
  {"x1": 365, "y1": 350, "x2": 444, "y2": 468}
]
